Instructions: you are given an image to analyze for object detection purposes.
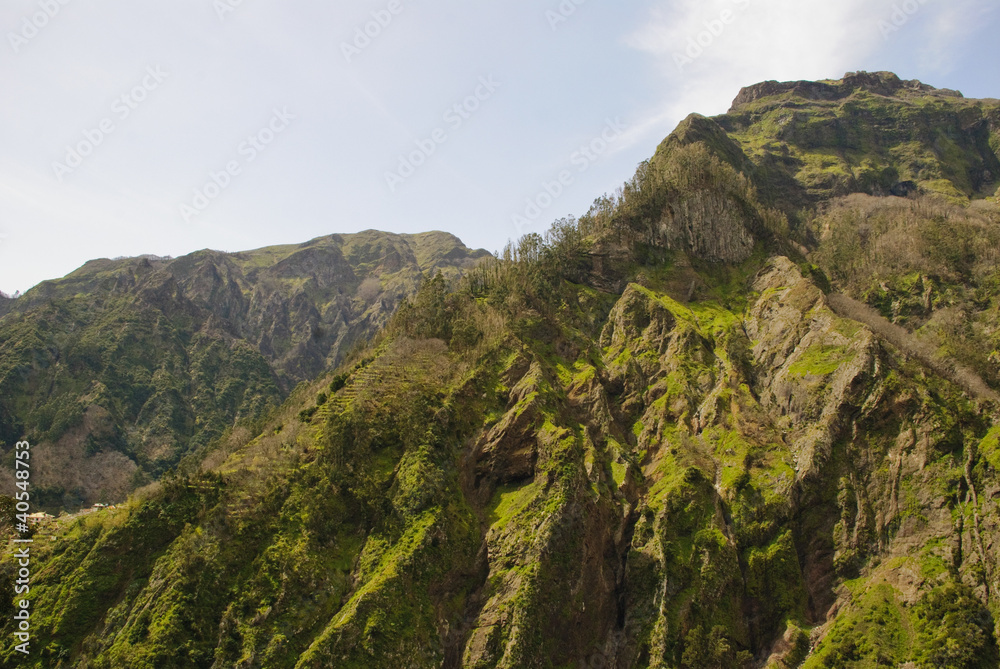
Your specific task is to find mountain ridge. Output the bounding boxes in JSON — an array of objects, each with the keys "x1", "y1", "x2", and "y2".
[
  {"x1": 729, "y1": 71, "x2": 966, "y2": 112},
  {"x1": 0, "y1": 229, "x2": 489, "y2": 509}
]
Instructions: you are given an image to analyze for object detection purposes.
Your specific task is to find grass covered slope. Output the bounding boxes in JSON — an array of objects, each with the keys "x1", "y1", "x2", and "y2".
[
  {"x1": 718, "y1": 71, "x2": 1000, "y2": 207},
  {"x1": 0, "y1": 231, "x2": 489, "y2": 509},
  {"x1": 3, "y1": 72, "x2": 1000, "y2": 668}
]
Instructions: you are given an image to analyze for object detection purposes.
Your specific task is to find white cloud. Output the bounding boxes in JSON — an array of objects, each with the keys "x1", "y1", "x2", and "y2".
[
  {"x1": 915, "y1": 0, "x2": 993, "y2": 74},
  {"x1": 620, "y1": 0, "x2": 985, "y2": 149}
]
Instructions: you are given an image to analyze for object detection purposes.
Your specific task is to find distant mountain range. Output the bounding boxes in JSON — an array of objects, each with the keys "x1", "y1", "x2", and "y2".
[{"x1": 0, "y1": 230, "x2": 489, "y2": 508}]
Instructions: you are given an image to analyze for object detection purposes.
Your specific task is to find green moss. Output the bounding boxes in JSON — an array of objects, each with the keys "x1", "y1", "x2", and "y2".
[
  {"x1": 834, "y1": 318, "x2": 863, "y2": 339},
  {"x1": 788, "y1": 344, "x2": 855, "y2": 377},
  {"x1": 921, "y1": 178, "x2": 970, "y2": 204},
  {"x1": 804, "y1": 583, "x2": 913, "y2": 668},
  {"x1": 979, "y1": 426, "x2": 1000, "y2": 472},
  {"x1": 489, "y1": 481, "x2": 540, "y2": 527},
  {"x1": 570, "y1": 364, "x2": 596, "y2": 388},
  {"x1": 610, "y1": 461, "x2": 628, "y2": 488},
  {"x1": 745, "y1": 531, "x2": 807, "y2": 630},
  {"x1": 918, "y1": 537, "x2": 950, "y2": 582}
]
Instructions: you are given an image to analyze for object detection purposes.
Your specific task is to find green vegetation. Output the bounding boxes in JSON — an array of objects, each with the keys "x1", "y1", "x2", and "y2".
[
  {"x1": 912, "y1": 582, "x2": 999, "y2": 668},
  {"x1": 789, "y1": 344, "x2": 856, "y2": 377},
  {"x1": 807, "y1": 580, "x2": 999, "y2": 668},
  {"x1": 804, "y1": 583, "x2": 913, "y2": 668},
  {"x1": 0, "y1": 231, "x2": 488, "y2": 509},
  {"x1": 814, "y1": 194, "x2": 1000, "y2": 389}
]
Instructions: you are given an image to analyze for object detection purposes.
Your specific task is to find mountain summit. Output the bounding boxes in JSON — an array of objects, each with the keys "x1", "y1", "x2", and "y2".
[{"x1": 729, "y1": 71, "x2": 965, "y2": 111}]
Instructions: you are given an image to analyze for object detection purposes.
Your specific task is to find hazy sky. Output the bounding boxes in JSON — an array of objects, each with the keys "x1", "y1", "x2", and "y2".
[{"x1": 1, "y1": 0, "x2": 997, "y2": 294}]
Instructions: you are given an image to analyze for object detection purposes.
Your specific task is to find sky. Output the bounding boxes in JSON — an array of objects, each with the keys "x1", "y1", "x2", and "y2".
[{"x1": 1, "y1": 0, "x2": 998, "y2": 295}]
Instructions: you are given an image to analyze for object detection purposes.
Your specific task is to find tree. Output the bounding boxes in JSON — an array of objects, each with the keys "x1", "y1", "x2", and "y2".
[{"x1": 913, "y1": 582, "x2": 999, "y2": 669}]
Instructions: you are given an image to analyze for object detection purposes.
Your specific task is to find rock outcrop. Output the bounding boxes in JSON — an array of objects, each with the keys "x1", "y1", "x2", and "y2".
[{"x1": 729, "y1": 71, "x2": 963, "y2": 112}]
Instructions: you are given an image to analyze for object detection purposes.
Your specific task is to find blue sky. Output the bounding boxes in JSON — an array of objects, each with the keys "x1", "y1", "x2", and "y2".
[{"x1": 1, "y1": 0, "x2": 997, "y2": 294}]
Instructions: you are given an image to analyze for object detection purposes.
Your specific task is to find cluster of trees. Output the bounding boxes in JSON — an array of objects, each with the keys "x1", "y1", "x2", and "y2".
[
  {"x1": 815, "y1": 194, "x2": 1000, "y2": 293},
  {"x1": 463, "y1": 216, "x2": 588, "y2": 309},
  {"x1": 815, "y1": 193, "x2": 1000, "y2": 389},
  {"x1": 580, "y1": 144, "x2": 789, "y2": 244},
  {"x1": 461, "y1": 142, "x2": 792, "y2": 317}
]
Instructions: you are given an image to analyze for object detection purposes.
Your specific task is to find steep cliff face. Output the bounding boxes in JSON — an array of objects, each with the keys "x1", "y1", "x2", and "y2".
[
  {"x1": 718, "y1": 71, "x2": 1000, "y2": 207},
  {"x1": 729, "y1": 71, "x2": 964, "y2": 112},
  {"x1": 0, "y1": 231, "x2": 489, "y2": 508},
  {"x1": 3, "y1": 73, "x2": 999, "y2": 669}
]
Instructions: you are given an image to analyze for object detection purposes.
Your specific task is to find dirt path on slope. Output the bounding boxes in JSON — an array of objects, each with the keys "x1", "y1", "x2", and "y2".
[{"x1": 827, "y1": 292, "x2": 1000, "y2": 406}]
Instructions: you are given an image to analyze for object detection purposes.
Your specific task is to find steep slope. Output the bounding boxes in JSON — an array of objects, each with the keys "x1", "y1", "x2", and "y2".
[
  {"x1": 720, "y1": 71, "x2": 1000, "y2": 207},
  {"x1": 0, "y1": 231, "x2": 489, "y2": 508},
  {"x1": 3, "y1": 72, "x2": 1000, "y2": 669}
]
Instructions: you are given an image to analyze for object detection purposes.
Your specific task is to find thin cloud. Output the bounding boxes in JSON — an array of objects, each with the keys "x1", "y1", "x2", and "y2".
[
  {"x1": 621, "y1": 0, "x2": 915, "y2": 148},
  {"x1": 917, "y1": 0, "x2": 996, "y2": 74}
]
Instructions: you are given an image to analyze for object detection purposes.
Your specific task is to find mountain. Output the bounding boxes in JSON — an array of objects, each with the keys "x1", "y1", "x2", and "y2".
[
  {"x1": 0, "y1": 231, "x2": 490, "y2": 509},
  {"x1": 3, "y1": 72, "x2": 1000, "y2": 668},
  {"x1": 721, "y1": 70, "x2": 998, "y2": 206}
]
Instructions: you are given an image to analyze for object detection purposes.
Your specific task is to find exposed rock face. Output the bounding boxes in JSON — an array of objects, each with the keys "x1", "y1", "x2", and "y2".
[
  {"x1": 730, "y1": 71, "x2": 962, "y2": 112},
  {"x1": 18, "y1": 242, "x2": 999, "y2": 667},
  {"x1": 658, "y1": 190, "x2": 757, "y2": 263},
  {"x1": 716, "y1": 72, "x2": 1000, "y2": 208},
  {"x1": 440, "y1": 256, "x2": 995, "y2": 667}
]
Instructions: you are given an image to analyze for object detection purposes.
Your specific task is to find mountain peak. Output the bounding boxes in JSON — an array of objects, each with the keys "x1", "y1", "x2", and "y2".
[{"x1": 729, "y1": 70, "x2": 963, "y2": 112}]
